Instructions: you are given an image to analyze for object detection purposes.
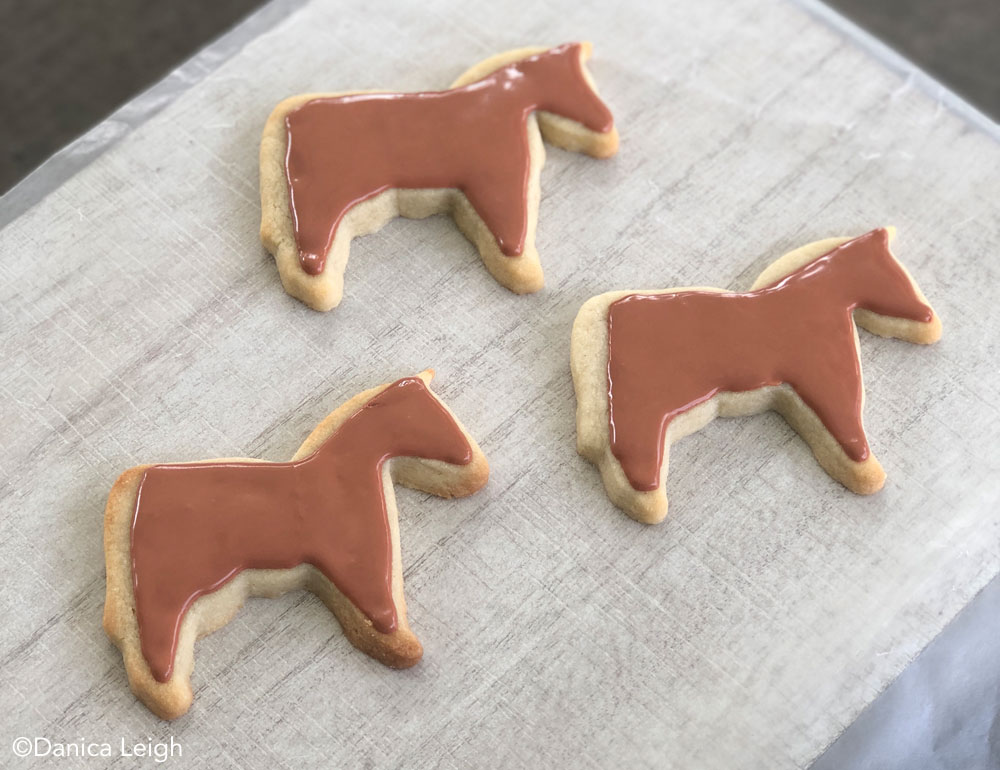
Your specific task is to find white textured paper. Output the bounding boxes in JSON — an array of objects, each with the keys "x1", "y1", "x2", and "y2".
[{"x1": 2, "y1": 1, "x2": 999, "y2": 768}]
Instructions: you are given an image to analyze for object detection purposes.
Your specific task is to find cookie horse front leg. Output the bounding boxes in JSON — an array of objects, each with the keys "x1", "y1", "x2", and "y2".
[{"x1": 776, "y1": 346, "x2": 886, "y2": 495}]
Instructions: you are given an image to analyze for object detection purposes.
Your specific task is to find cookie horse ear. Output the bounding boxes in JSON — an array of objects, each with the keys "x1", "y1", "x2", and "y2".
[{"x1": 417, "y1": 369, "x2": 435, "y2": 385}]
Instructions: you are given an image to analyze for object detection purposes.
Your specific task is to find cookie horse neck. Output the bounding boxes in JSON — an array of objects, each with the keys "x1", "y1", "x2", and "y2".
[
  {"x1": 284, "y1": 42, "x2": 615, "y2": 275},
  {"x1": 607, "y1": 229, "x2": 935, "y2": 491},
  {"x1": 130, "y1": 377, "x2": 472, "y2": 682}
]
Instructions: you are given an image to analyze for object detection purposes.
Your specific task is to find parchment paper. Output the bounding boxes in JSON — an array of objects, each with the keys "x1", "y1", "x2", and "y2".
[{"x1": 2, "y1": 0, "x2": 999, "y2": 768}]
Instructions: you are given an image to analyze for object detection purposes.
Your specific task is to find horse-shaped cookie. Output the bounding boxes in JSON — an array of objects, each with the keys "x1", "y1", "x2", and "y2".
[
  {"x1": 103, "y1": 372, "x2": 489, "y2": 719},
  {"x1": 260, "y1": 42, "x2": 618, "y2": 311},
  {"x1": 571, "y1": 228, "x2": 942, "y2": 523}
]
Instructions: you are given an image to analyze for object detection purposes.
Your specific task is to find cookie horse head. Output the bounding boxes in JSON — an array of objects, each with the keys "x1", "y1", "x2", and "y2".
[
  {"x1": 260, "y1": 43, "x2": 619, "y2": 310},
  {"x1": 572, "y1": 228, "x2": 941, "y2": 523},
  {"x1": 103, "y1": 372, "x2": 489, "y2": 718}
]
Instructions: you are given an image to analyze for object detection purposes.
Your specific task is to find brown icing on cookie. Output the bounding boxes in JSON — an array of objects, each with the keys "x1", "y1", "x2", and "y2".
[
  {"x1": 283, "y1": 43, "x2": 614, "y2": 275},
  {"x1": 606, "y1": 229, "x2": 934, "y2": 491},
  {"x1": 130, "y1": 377, "x2": 473, "y2": 683}
]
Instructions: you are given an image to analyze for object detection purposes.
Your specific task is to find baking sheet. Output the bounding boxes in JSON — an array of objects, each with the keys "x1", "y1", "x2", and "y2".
[
  {"x1": 813, "y1": 574, "x2": 1000, "y2": 769},
  {"x1": 0, "y1": 0, "x2": 309, "y2": 232},
  {"x1": 2, "y1": 0, "x2": 1000, "y2": 767}
]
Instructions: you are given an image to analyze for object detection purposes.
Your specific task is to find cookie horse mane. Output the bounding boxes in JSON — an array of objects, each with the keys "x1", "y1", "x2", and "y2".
[{"x1": 572, "y1": 229, "x2": 942, "y2": 523}]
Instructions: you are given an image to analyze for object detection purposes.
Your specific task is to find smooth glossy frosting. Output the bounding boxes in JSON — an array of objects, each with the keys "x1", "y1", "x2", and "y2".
[
  {"x1": 284, "y1": 43, "x2": 615, "y2": 275},
  {"x1": 130, "y1": 377, "x2": 473, "y2": 682},
  {"x1": 606, "y1": 229, "x2": 934, "y2": 491}
]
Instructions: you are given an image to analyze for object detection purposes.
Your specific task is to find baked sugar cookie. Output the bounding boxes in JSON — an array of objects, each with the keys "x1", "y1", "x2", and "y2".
[
  {"x1": 260, "y1": 42, "x2": 618, "y2": 311},
  {"x1": 571, "y1": 228, "x2": 941, "y2": 523},
  {"x1": 103, "y1": 372, "x2": 488, "y2": 719}
]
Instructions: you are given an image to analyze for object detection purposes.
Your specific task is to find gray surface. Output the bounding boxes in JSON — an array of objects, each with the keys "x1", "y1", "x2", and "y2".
[
  {"x1": 823, "y1": 0, "x2": 1000, "y2": 121},
  {"x1": 813, "y1": 576, "x2": 1000, "y2": 769},
  {"x1": 0, "y1": 0, "x2": 308, "y2": 232},
  {"x1": 0, "y1": 0, "x2": 269, "y2": 193},
  {"x1": 4, "y1": 0, "x2": 997, "y2": 194},
  {"x1": 2, "y1": 0, "x2": 1000, "y2": 768}
]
